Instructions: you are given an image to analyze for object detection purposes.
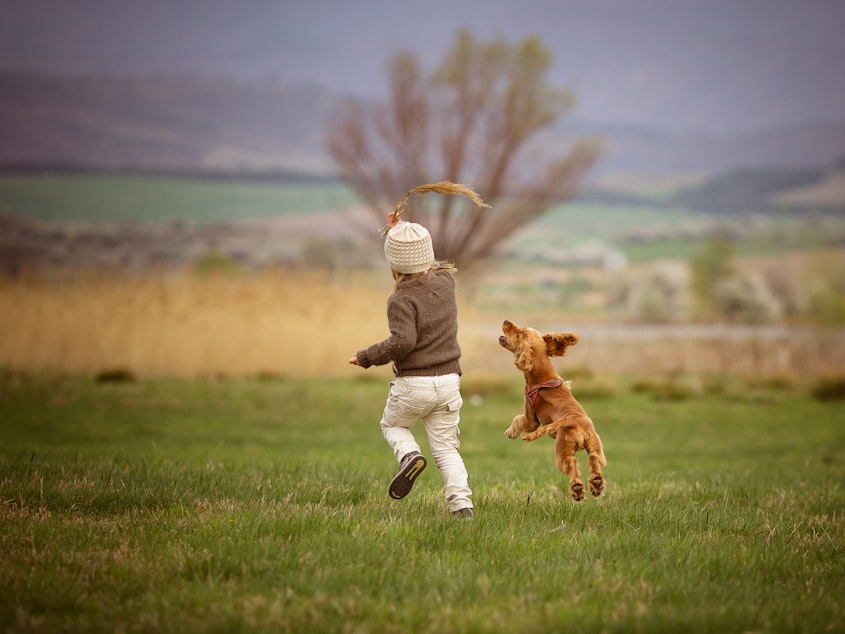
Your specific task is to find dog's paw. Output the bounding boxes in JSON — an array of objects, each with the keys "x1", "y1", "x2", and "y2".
[
  {"x1": 504, "y1": 428, "x2": 520, "y2": 439},
  {"x1": 570, "y1": 481, "x2": 585, "y2": 501},
  {"x1": 522, "y1": 428, "x2": 546, "y2": 442},
  {"x1": 589, "y1": 475, "x2": 605, "y2": 497}
]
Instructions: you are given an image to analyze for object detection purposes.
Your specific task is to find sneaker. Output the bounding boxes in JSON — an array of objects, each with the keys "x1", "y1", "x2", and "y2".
[
  {"x1": 452, "y1": 508, "x2": 474, "y2": 519},
  {"x1": 388, "y1": 452, "x2": 427, "y2": 500}
]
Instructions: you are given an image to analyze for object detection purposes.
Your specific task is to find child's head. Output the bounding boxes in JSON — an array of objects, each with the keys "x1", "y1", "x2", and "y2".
[{"x1": 384, "y1": 221, "x2": 435, "y2": 274}]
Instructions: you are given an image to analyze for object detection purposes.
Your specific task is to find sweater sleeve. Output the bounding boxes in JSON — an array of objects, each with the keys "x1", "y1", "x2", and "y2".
[{"x1": 355, "y1": 294, "x2": 418, "y2": 368}]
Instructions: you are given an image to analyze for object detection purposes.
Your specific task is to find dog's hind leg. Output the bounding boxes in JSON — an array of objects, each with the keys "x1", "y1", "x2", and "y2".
[
  {"x1": 586, "y1": 432, "x2": 607, "y2": 497},
  {"x1": 555, "y1": 433, "x2": 584, "y2": 501},
  {"x1": 523, "y1": 421, "x2": 562, "y2": 442}
]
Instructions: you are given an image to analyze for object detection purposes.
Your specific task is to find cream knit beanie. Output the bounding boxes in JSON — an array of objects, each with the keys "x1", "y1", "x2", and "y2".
[{"x1": 384, "y1": 221, "x2": 435, "y2": 274}]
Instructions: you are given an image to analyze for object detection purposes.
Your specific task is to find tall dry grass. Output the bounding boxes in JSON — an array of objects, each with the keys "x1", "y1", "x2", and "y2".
[
  {"x1": 0, "y1": 270, "x2": 399, "y2": 378},
  {"x1": 1, "y1": 270, "x2": 843, "y2": 380}
]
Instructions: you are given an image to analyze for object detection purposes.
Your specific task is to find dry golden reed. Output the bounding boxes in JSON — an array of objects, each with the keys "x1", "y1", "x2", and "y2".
[
  {"x1": 0, "y1": 270, "x2": 518, "y2": 379},
  {"x1": 379, "y1": 181, "x2": 490, "y2": 236},
  {"x1": 0, "y1": 271, "x2": 399, "y2": 379},
  {"x1": 1, "y1": 272, "x2": 843, "y2": 381}
]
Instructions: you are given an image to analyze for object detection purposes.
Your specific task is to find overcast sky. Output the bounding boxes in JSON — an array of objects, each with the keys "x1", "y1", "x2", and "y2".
[{"x1": 2, "y1": 0, "x2": 844, "y2": 133}]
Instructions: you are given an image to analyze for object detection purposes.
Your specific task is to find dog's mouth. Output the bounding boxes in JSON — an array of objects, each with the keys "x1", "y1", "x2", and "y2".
[{"x1": 500, "y1": 320, "x2": 517, "y2": 351}]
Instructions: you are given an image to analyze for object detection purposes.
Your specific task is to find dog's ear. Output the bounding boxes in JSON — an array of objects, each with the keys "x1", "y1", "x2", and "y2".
[
  {"x1": 544, "y1": 332, "x2": 579, "y2": 357},
  {"x1": 515, "y1": 338, "x2": 534, "y2": 372}
]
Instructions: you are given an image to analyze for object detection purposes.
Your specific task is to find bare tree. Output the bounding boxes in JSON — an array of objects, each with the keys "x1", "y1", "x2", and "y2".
[{"x1": 326, "y1": 29, "x2": 602, "y2": 270}]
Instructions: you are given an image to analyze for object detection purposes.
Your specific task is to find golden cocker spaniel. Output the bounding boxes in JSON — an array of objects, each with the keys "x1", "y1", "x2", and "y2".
[{"x1": 499, "y1": 320, "x2": 606, "y2": 501}]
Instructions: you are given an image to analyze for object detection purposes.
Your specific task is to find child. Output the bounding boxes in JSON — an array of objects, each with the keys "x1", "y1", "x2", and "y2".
[{"x1": 348, "y1": 215, "x2": 474, "y2": 518}]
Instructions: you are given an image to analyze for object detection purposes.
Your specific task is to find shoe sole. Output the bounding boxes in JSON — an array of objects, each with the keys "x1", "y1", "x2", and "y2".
[{"x1": 388, "y1": 455, "x2": 427, "y2": 499}]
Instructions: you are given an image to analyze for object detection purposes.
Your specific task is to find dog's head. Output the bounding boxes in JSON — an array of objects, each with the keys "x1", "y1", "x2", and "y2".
[{"x1": 498, "y1": 320, "x2": 579, "y2": 373}]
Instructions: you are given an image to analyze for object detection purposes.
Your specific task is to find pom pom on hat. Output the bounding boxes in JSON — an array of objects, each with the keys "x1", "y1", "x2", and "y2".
[{"x1": 384, "y1": 221, "x2": 435, "y2": 274}]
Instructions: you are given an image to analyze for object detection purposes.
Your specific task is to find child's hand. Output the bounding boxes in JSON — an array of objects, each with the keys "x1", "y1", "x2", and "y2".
[
  {"x1": 348, "y1": 355, "x2": 361, "y2": 366},
  {"x1": 387, "y1": 212, "x2": 400, "y2": 229}
]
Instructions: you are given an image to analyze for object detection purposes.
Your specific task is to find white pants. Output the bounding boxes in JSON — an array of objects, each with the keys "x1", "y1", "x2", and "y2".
[{"x1": 380, "y1": 374, "x2": 473, "y2": 512}]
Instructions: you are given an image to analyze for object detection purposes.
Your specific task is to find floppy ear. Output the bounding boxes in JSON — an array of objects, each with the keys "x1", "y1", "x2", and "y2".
[
  {"x1": 544, "y1": 332, "x2": 579, "y2": 357},
  {"x1": 515, "y1": 338, "x2": 534, "y2": 372}
]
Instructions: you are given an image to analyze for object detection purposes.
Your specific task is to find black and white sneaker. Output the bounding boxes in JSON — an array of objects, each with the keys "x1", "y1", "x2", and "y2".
[
  {"x1": 388, "y1": 452, "x2": 427, "y2": 499},
  {"x1": 452, "y1": 508, "x2": 474, "y2": 519}
]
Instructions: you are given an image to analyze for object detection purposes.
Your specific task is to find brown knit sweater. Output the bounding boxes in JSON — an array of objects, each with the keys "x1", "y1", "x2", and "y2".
[{"x1": 355, "y1": 269, "x2": 462, "y2": 377}]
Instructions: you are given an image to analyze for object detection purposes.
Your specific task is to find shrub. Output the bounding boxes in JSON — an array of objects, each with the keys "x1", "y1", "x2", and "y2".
[
  {"x1": 806, "y1": 283, "x2": 845, "y2": 326},
  {"x1": 631, "y1": 375, "x2": 702, "y2": 400},
  {"x1": 716, "y1": 273, "x2": 783, "y2": 323},
  {"x1": 689, "y1": 238, "x2": 735, "y2": 318},
  {"x1": 810, "y1": 375, "x2": 845, "y2": 401},
  {"x1": 569, "y1": 376, "x2": 619, "y2": 399},
  {"x1": 193, "y1": 251, "x2": 244, "y2": 276},
  {"x1": 746, "y1": 372, "x2": 799, "y2": 392},
  {"x1": 94, "y1": 368, "x2": 136, "y2": 383},
  {"x1": 611, "y1": 262, "x2": 689, "y2": 323}
]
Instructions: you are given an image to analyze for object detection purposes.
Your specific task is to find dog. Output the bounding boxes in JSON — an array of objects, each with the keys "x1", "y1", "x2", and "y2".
[{"x1": 499, "y1": 320, "x2": 606, "y2": 501}]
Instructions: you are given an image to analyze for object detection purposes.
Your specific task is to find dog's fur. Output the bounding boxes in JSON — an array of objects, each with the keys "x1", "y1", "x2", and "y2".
[{"x1": 499, "y1": 320, "x2": 606, "y2": 501}]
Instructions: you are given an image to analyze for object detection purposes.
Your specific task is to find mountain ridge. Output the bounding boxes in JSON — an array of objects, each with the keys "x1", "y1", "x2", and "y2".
[{"x1": 2, "y1": 69, "x2": 844, "y2": 181}]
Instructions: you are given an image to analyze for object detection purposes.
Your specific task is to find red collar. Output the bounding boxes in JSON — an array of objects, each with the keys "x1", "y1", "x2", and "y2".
[{"x1": 525, "y1": 378, "x2": 563, "y2": 408}]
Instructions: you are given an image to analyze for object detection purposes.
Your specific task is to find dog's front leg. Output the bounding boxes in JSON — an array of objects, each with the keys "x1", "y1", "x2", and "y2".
[
  {"x1": 505, "y1": 414, "x2": 531, "y2": 439},
  {"x1": 505, "y1": 401, "x2": 540, "y2": 438},
  {"x1": 506, "y1": 400, "x2": 541, "y2": 439}
]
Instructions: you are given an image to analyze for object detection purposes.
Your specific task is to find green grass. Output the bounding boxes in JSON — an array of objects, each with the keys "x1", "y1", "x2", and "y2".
[
  {"x1": 0, "y1": 174, "x2": 359, "y2": 223},
  {"x1": 1, "y1": 372, "x2": 843, "y2": 633}
]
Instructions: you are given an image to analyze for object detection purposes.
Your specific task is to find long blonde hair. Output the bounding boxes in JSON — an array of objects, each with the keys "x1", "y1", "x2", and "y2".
[{"x1": 392, "y1": 261, "x2": 457, "y2": 289}]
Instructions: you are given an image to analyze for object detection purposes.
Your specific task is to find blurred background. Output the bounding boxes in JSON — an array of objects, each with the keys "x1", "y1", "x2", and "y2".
[{"x1": 0, "y1": 0, "x2": 843, "y2": 381}]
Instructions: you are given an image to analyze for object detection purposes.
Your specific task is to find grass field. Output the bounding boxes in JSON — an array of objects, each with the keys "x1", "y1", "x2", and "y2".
[
  {"x1": 2, "y1": 174, "x2": 843, "y2": 632},
  {"x1": 1, "y1": 372, "x2": 844, "y2": 633}
]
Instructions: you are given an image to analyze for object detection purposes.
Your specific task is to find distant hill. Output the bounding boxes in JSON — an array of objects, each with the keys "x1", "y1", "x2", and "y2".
[
  {"x1": 670, "y1": 165, "x2": 845, "y2": 213},
  {"x1": 769, "y1": 169, "x2": 845, "y2": 210},
  {"x1": 0, "y1": 70, "x2": 336, "y2": 174},
  {"x1": 571, "y1": 120, "x2": 845, "y2": 180},
  {"x1": 2, "y1": 70, "x2": 845, "y2": 180}
]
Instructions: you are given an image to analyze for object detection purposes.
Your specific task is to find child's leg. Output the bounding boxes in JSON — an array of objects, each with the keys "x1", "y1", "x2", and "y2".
[
  {"x1": 423, "y1": 375, "x2": 473, "y2": 513},
  {"x1": 379, "y1": 379, "x2": 429, "y2": 461}
]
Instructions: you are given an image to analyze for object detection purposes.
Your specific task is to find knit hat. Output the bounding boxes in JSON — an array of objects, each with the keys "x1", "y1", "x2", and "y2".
[{"x1": 384, "y1": 221, "x2": 435, "y2": 274}]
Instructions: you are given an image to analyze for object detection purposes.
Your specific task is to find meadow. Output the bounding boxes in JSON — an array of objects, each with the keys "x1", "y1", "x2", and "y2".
[
  {"x1": 1, "y1": 371, "x2": 844, "y2": 633},
  {"x1": 2, "y1": 174, "x2": 844, "y2": 631}
]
